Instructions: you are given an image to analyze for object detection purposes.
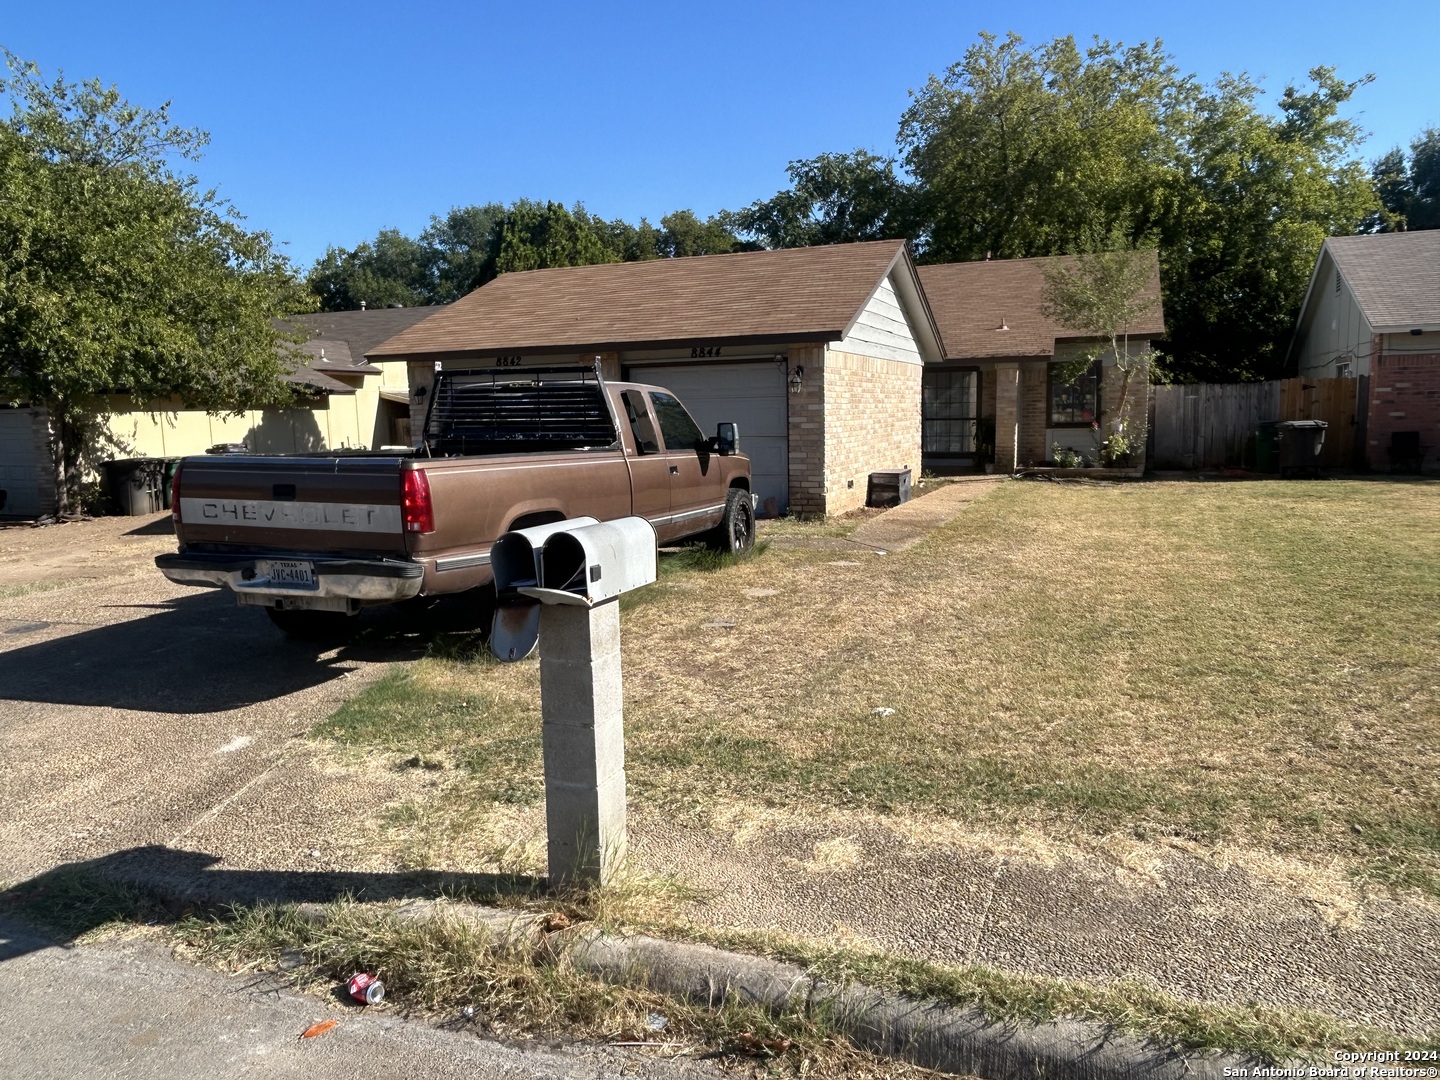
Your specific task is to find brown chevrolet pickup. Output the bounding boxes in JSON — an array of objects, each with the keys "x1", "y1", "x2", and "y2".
[{"x1": 155, "y1": 365, "x2": 754, "y2": 636}]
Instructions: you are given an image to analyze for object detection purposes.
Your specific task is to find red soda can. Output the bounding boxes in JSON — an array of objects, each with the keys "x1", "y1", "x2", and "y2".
[{"x1": 347, "y1": 972, "x2": 385, "y2": 1005}]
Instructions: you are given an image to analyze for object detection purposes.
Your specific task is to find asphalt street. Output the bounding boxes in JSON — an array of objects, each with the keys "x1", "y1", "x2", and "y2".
[{"x1": 0, "y1": 915, "x2": 722, "y2": 1080}]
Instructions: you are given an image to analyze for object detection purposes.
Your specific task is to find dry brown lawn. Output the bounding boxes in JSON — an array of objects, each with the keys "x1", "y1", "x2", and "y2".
[{"x1": 319, "y1": 477, "x2": 1440, "y2": 895}]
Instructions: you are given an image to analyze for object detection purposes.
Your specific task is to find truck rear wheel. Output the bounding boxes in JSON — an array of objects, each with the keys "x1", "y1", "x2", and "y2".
[
  {"x1": 710, "y1": 488, "x2": 755, "y2": 555},
  {"x1": 265, "y1": 607, "x2": 357, "y2": 642}
]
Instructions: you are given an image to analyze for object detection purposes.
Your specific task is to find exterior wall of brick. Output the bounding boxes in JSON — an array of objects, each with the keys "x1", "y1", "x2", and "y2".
[
  {"x1": 818, "y1": 349, "x2": 922, "y2": 515},
  {"x1": 1018, "y1": 362, "x2": 1048, "y2": 465},
  {"x1": 992, "y1": 362, "x2": 1020, "y2": 472},
  {"x1": 785, "y1": 344, "x2": 827, "y2": 516},
  {"x1": 1366, "y1": 352, "x2": 1440, "y2": 471}
]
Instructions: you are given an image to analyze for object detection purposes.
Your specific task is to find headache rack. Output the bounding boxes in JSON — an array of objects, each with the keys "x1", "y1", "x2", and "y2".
[{"x1": 422, "y1": 363, "x2": 619, "y2": 457}]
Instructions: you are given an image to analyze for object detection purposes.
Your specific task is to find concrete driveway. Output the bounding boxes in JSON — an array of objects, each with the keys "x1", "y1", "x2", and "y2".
[{"x1": 0, "y1": 514, "x2": 436, "y2": 887}]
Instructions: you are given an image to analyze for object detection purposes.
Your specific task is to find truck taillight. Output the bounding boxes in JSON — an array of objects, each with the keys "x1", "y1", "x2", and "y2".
[
  {"x1": 171, "y1": 462, "x2": 183, "y2": 524},
  {"x1": 402, "y1": 469, "x2": 434, "y2": 534}
]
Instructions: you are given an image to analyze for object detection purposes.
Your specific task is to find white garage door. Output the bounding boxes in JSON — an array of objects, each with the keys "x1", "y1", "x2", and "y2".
[{"x1": 637, "y1": 362, "x2": 788, "y2": 515}]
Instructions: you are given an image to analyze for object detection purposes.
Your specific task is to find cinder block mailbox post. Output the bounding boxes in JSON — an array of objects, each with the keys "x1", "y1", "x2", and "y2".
[{"x1": 490, "y1": 517, "x2": 657, "y2": 886}]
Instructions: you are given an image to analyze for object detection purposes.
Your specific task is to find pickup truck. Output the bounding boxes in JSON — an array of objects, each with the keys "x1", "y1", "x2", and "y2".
[{"x1": 155, "y1": 365, "x2": 755, "y2": 637}]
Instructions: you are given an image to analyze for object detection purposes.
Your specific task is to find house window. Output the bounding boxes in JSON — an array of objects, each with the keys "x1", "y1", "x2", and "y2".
[
  {"x1": 1048, "y1": 362, "x2": 1100, "y2": 426},
  {"x1": 1335, "y1": 361, "x2": 1352, "y2": 378}
]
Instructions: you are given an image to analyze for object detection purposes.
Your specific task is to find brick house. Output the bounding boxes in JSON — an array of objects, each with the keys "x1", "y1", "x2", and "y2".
[
  {"x1": 917, "y1": 254, "x2": 1165, "y2": 472},
  {"x1": 1289, "y1": 231, "x2": 1440, "y2": 472},
  {"x1": 370, "y1": 240, "x2": 943, "y2": 516}
]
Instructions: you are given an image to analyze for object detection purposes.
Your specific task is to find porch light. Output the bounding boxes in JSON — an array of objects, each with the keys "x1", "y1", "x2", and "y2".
[{"x1": 788, "y1": 365, "x2": 805, "y2": 393}]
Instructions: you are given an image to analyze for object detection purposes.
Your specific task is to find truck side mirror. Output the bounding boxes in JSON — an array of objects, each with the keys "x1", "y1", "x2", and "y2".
[
  {"x1": 490, "y1": 516, "x2": 657, "y2": 661},
  {"x1": 714, "y1": 422, "x2": 739, "y2": 456}
]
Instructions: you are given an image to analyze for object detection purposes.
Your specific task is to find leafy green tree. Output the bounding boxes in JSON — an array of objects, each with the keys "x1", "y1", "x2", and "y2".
[
  {"x1": 489, "y1": 199, "x2": 618, "y2": 276},
  {"x1": 419, "y1": 202, "x2": 505, "y2": 302},
  {"x1": 0, "y1": 52, "x2": 309, "y2": 513},
  {"x1": 1366, "y1": 127, "x2": 1440, "y2": 232},
  {"x1": 1040, "y1": 248, "x2": 1157, "y2": 461},
  {"x1": 898, "y1": 33, "x2": 1181, "y2": 261},
  {"x1": 306, "y1": 228, "x2": 432, "y2": 310},
  {"x1": 1158, "y1": 68, "x2": 1378, "y2": 380},
  {"x1": 726, "y1": 151, "x2": 914, "y2": 249},
  {"x1": 657, "y1": 209, "x2": 746, "y2": 257}
]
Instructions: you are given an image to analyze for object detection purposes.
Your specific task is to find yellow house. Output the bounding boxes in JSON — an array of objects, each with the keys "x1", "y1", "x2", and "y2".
[
  {"x1": 104, "y1": 307, "x2": 438, "y2": 459},
  {"x1": 1, "y1": 308, "x2": 439, "y2": 519}
]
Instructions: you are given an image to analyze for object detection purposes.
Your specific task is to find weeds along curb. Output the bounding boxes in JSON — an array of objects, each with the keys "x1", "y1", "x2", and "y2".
[
  {"x1": 71, "y1": 856, "x2": 1262, "y2": 1080},
  {"x1": 383, "y1": 899, "x2": 1259, "y2": 1080}
]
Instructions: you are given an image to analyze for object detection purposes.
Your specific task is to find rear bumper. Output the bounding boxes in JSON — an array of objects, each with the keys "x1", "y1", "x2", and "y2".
[{"x1": 156, "y1": 551, "x2": 425, "y2": 603}]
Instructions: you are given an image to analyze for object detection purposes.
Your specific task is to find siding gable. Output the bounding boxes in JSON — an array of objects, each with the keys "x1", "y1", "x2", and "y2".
[{"x1": 834, "y1": 274, "x2": 923, "y2": 365}]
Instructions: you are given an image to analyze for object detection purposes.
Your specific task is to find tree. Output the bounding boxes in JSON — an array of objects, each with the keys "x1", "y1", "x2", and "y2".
[
  {"x1": 898, "y1": 33, "x2": 1182, "y2": 262},
  {"x1": 0, "y1": 53, "x2": 309, "y2": 514},
  {"x1": 1366, "y1": 127, "x2": 1440, "y2": 232},
  {"x1": 1157, "y1": 68, "x2": 1378, "y2": 380},
  {"x1": 306, "y1": 228, "x2": 433, "y2": 311},
  {"x1": 420, "y1": 202, "x2": 505, "y2": 302},
  {"x1": 726, "y1": 150, "x2": 915, "y2": 249},
  {"x1": 1040, "y1": 248, "x2": 1157, "y2": 462},
  {"x1": 657, "y1": 209, "x2": 746, "y2": 257},
  {"x1": 307, "y1": 202, "x2": 749, "y2": 311}
]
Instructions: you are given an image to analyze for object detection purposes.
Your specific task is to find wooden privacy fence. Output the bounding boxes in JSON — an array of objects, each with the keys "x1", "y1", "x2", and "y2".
[{"x1": 1150, "y1": 377, "x2": 1360, "y2": 470}]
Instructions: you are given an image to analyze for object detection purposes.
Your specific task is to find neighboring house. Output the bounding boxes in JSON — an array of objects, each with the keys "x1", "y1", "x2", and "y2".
[
  {"x1": 1289, "y1": 231, "x2": 1440, "y2": 471},
  {"x1": 917, "y1": 253, "x2": 1165, "y2": 472},
  {"x1": 0, "y1": 307, "x2": 435, "y2": 519},
  {"x1": 369, "y1": 240, "x2": 944, "y2": 516}
]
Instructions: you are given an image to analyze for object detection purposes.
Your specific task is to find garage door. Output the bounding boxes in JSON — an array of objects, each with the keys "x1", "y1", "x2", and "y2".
[
  {"x1": 637, "y1": 362, "x2": 788, "y2": 514},
  {"x1": 0, "y1": 408, "x2": 45, "y2": 518}
]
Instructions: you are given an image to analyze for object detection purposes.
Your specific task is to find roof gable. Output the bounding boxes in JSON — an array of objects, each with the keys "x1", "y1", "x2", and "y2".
[
  {"x1": 918, "y1": 252, "x2": 1165, "y2": 360},
  {"x1": 369, "y1": 241, "x2": 926, "y2": 357},
  {"x1": 1324, "y1": 232, "x2": 1440, "y2": 331}
]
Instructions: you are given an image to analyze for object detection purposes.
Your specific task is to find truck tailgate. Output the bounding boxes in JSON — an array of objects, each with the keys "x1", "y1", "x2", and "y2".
[{"x1": 175, "y1": 455, "x2": 410, "y2": 557}]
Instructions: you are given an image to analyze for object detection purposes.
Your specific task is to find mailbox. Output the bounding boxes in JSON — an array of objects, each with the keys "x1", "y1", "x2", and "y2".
[
  {"x1": 490, "y1": 517, "x2": 598, "y2": 662},
  {"x1": 490, "y1": 516, "x2": 657, "y2": 661}
]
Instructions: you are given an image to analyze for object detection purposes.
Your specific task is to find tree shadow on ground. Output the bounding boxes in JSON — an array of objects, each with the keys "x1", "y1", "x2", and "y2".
[{"x1": 0, "y1": 845, "x2": 546, "y2": 963}]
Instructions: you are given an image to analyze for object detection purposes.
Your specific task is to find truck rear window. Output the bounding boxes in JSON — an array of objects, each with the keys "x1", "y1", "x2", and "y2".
[{"x1": 425, "y1": 375, "x2": 618, "y2": 456}]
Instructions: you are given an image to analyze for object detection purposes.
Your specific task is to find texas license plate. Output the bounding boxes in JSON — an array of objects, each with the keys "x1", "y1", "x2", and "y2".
[{"x1": 258, "y1": 559, "x2": 315, "y2": 587}]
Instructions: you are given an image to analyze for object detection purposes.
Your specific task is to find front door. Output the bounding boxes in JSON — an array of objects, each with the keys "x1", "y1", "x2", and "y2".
[{"x1": 922, "y1": 368, "x2": 980, "y2": 470}]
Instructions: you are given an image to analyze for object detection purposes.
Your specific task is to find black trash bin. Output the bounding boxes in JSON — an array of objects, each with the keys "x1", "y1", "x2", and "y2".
[
  {"x1": 1276, "y1": 420, "x2": 1327, "y2": 479},
  {"x1": 104, "y1": 458, "x2": 165, "y2": 515}
]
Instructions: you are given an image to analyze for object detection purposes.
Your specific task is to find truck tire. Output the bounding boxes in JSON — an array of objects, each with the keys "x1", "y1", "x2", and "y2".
[
  {"x1": 710, "y1": 488, "x2": 755, "y2": 555},
  {"x1": 265, "y1": 607, "x2": 357, "y2": 642}
]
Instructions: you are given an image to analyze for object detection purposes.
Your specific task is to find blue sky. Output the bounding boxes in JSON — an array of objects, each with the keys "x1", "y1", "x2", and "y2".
[{"x1": 6, "y1": 1, "x2": 1437, "y2": 270}]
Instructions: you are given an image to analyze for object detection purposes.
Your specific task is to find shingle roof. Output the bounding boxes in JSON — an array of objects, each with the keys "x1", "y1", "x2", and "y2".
[
  {"x1": 1326, "y1": 232, "x2": 1440, "y2": 330},
  {"x1": 280, "y1": 367, "x2": 356, "y2": 394},
  {"x1": 369, "y1": 241, "x2": 914, "y2": 357},
  {"x1": 284, "y1": 307, "x2": 440, "y2": 367},
  {"x1": 917, "y1": 252, "x2": 1165, "y2": 360}
]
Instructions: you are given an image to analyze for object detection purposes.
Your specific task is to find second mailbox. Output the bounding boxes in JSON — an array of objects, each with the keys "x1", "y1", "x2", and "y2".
[{"x1": 490, "y1": 516, "x2": 658, "y2": 661}]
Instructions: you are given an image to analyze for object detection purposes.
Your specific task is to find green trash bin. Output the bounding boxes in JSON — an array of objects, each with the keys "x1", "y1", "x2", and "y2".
[
  {"x1": 161, "y1": 458, "x2": 182, "y2": 509},
  {"x1": 1254, "y1": 421, "x2": 1280, "y2": 473}
]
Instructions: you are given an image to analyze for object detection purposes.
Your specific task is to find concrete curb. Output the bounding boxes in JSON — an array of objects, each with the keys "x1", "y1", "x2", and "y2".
[
  {"x1": 385, "y1": 899, "x2": 1258, "y2": 1080},
  {"x1": 88, "y1": 862, "x2": 1262, "y2": 1080}
]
